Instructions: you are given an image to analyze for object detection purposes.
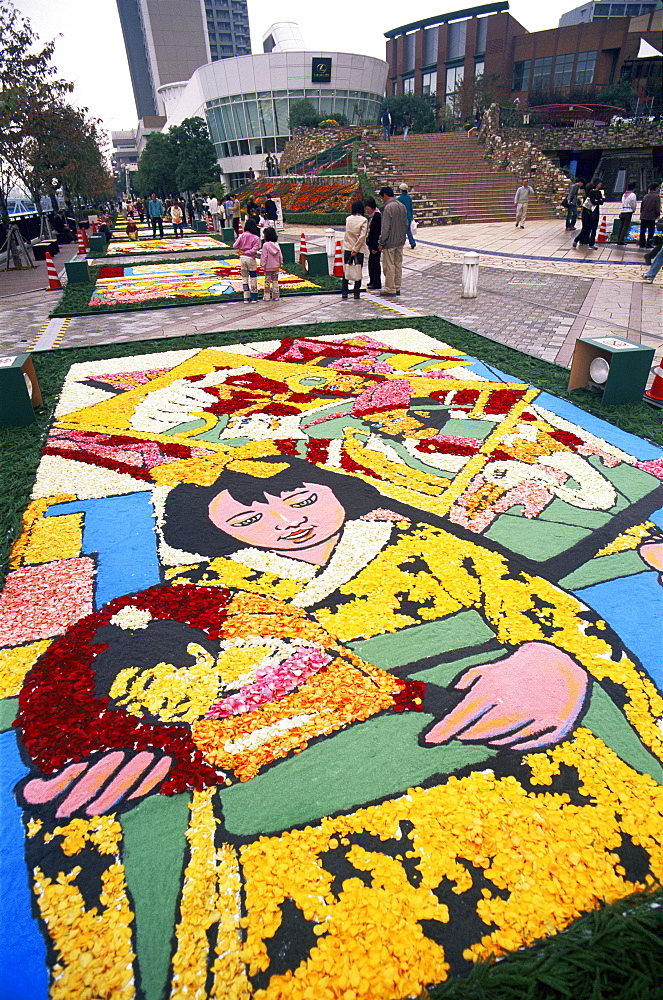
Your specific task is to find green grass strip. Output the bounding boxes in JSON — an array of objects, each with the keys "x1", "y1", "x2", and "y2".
[
  {"x1": 430, "y1": 886, "x2": 663, "y2": 999},
  {"x1": 50, "y1": 261, "x2": 342, "y2": 317}
]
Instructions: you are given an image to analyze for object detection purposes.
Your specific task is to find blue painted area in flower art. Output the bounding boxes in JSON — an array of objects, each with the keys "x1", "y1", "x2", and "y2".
[{"x1": 534, "y1": 391, "x2": 663, "y2": 459}]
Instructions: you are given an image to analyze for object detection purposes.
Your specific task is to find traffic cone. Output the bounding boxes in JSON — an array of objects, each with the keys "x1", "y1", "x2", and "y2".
[
  {"x1": 332, "y1": 239, "x2": 344, "y2": 277},
  {"x1": 645, "y1": 365, "x2": 663, "y2": 404},
  {"x1": 299, "y1": 232, "x2": 307, "y2": 264},
  {"x1": 81, "y1": 227, "x2": 89, "y2": 249},
  {"x1": 91, "y1": 221, "x2": 98, "y2": 234},
  {"x1": 77, "y1": 229, "x2": 87, "y2": 254},
  {"x1": 44, "y1": 252, "x2": 63, "y2": 290},
  {"x1": 597, "y1": 216, "x2": 607, "y2": 243},
  {"x1": 206, "y1": 215, "x2": 214, "y2": 232},
  {"x1": 237, "y1": 218, "x2": 243, "y2": 234}
]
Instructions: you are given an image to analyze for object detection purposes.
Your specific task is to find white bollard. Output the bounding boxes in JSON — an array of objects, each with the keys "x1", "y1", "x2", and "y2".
[
  {"x1": 325, "y1": 228, "x2": 336, "y2": 258},
  {"x1": 461, "y1": 251, "x2": 480, "y2": 298}
]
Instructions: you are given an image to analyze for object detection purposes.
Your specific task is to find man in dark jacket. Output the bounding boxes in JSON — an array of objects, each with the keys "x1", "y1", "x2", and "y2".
[
  {"x1": 377, "y1": 186, "x2": 407, "y2": 296},
  {"x1": 365, "y1": 196, "x2": 382, "y2": 290},
  {"x1": 264, "y1": 196, "x2": 278, "y2": 223},
  {"x1": 639, "y1": 183, "x2": 661, "y2": 248}
]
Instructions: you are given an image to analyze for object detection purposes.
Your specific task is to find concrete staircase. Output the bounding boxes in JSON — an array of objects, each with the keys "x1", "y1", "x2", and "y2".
[{"x1": 360, "y1": 133, "x2": 556, "y2": 226}]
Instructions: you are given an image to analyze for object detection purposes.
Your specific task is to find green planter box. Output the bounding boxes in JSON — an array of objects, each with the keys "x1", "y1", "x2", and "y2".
[
  {"x1": 65, "y1": 260, "x2": 91, "y2": 284},
  {"x1": 192, "y1": 220, "x2": 207, "y2": 233},
  {"x1": 305, "y1": 251, "x2": 329, "y2": 276},
  {"x1": 0, "y1": 353, "x2": 41, "y2": 427},
  {"x1": 280, "y1": 241, "x2": 295, "y2": 264},
  {"x1": 222, "y1": 227, "x2": 235, "y2": 245},
  {"x1": 88, "y1": 235, "x2": 106, "y2": 255},
  {"x1": 568, "y1": 335, "x2": 654, "y2": 405}
]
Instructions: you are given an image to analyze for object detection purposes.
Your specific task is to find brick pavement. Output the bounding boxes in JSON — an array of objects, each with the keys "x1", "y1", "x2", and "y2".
[{"x1": 0, "y1": 217, "x2": 660, "y2": 385}]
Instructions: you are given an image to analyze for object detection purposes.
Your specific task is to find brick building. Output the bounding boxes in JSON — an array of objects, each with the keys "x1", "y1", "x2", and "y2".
[{"x1": 384, "y1": 2, "x2": 662, "y2": 109}]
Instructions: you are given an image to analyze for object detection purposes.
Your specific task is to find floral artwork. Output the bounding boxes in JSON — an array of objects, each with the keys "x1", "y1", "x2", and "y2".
[
  {"x1": 234, "y1": 178, "x2": 359, "y2": 214},
  {"x1": 87, "y1": 259, "x2": 321, "y2": 307},
  {"x1": 101, "y1": 235, "x2": 225, "y2": 257},
  {"x1": 2, "y1": 327, "x2": 663, "y2": 1000}
]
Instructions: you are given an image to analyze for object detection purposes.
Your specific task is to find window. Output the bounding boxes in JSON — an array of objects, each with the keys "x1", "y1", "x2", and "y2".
[
  {"x1": 512, "y1": 60, "x2": 531, "y2": 91},
  {"x1": 403, "y1": 75, "x2": 414, "y2": 93},
  {"x1": 404, "y1": 32, "x2": 416, "y2": 73},
  {"x1": 553, "y1": 53, "x2": 574, "y2": 87},
  {"x1": 448, "y1": 20, "x2": 467, "y2": 61},
  {"x1": 609, "y1": 4, "x2": 625, "y2": 14},
  {"x1": 423, "y1": 26, "x2": 438, "y2": 66},
  {"x1": 475, "y1": 60, "x2": 484, "y2": 78},
  {"x1": 575, "y1": 50, "x2": 597, "y2": 85},
  {"x1": 531, "y1": 56, "x2": 552, "y2": 90},
  {"x1": 422, "y1": 70, "x2": 437, "y2": 95},
  {"x1": 446, "y1": 64, "x2": 464, "y2": 106},
  {"x1": 476, "y1": 16, "x2": 488, "y2": 54},
  {"x1": 594, "y1": 3, "x2": 609, "y2": 10}
]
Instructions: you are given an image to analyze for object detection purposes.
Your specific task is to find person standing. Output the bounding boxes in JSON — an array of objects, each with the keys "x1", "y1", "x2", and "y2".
[
  {"x1": 233, "y1": 218, "x2": 261, "y2": 302},
  {"x1": 378, "y1": 186, "x2": 407, "y2": 296},
  {"x1": 194, "y1": 195, "x2": 204, "y2": 220},
  {"x1": 208, "y1": 194, "x2": 220, "y2": 232},
  {"x1": 264, "y1": 195, "x2": 278, "y2": 226},
  {"x1": 365, "y1": 196, "x2": 382, "y2": 291},
  {"x1": 232, "y1": 196, "x2": 241, "y2": 234},
  {"x1": 265, "y1": 153, "x2": 274, "y2": 177},
  {"x1": 573, "y1": 182, "x2": 601, "y2": 249},
  {"x1": 380, "y1": 108, "x2": 392, "y2": 141},
  {"x1": 341, "y1": 199, "x2": 368, "y2": 300},
  {"x1": 170, "y1": 200, "x2": 184, "y2": 238},
  {"x1": 514, "y1": 178, "x2": 534, "y2": 229},
  {"x1": 398, "y1": 182, "x2": 416, "y2": 249},
  {"x1": 147, "y1": 193, "x2": 164, "y2": 238},
  {"x1": 616, "y1": 183, "x2": 637, "y2": 245},
  {"x1": 401, "y1": 112, "x2": 412, "y2": 140},
  {"x1": 564, "y1": 177, "x2": 583, "y2": 230},
  {"x1": 134, "y1": 197, "x2": 145, "y2": 223},
  {"x1": 224, "y1": 196, "x2": 234, "y2": 228},
  {"x1": 260, "y1": 226, "x2": 283, "y2": 301},
  {"x1": 639, "y1": 183, "x2": 661, "y2": 249}
]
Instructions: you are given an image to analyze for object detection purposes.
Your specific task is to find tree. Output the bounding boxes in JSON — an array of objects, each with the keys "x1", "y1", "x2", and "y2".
[
  {"x1": 288, "y1": 99, "x2": 321, "y2": 130},
  {"x1": 383, "y1": 94, "x2": 439, "y2": 134},
  {"x1": 450, "y1": 71, "x2": 510, "y2": 120},
  {"x1": 168, "y1": 116, "x2": 220, "y2": 193},
  {"x1": 133, "y1": 132, "x2": 178, "y2": 197}
]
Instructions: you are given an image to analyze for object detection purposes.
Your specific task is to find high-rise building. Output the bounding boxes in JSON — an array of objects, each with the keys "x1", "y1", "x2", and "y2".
[
  {"x1": 116, "y1": 0, "x2": 251, "y2": 117},
  {"x1": 559, "y1": 1, "x2": 661, "y2": 26}
]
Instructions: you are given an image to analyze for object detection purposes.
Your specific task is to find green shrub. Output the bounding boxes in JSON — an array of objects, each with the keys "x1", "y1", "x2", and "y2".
[{"x1": 282, "y1": 211, "x2": 347, "y2": 225}]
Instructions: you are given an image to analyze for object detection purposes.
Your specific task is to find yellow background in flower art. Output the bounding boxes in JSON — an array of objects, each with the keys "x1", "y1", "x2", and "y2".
[{"x1": 3, "y1": 329, "x2": 663, "y2": 1000}]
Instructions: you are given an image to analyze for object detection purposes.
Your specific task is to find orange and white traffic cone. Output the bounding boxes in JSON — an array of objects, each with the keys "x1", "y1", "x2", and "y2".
[
  {"x1": 207, "y1": 215, "x2": 214, "y2": 232},
  {"x1": 645, "y1": 365, "x2": 663, "y2": 404},
  {"x1": 238, "y1": 218, "x2": 243, "y2": 234},
  {"x1": 77, "y1": 229, "x2": 87, "y2": 254},
  {"x1": 597, "y1": 216, "x2": 607, "y2": 243},
  {"x1": 332, "y1": 239, "x2": 344, "y2": 277},
  {"x1": 81, "y1": 227, "x2": 90, "y2": 249},
  {"x1": 299, "y1": 232, "x2": 307, "y2": 264},
  {"x1": 91, "y1": 221, "x2": 98, "y2": 234},
  {"x1": 44, "y1": 252, "x2": 63, "y2": 290}
]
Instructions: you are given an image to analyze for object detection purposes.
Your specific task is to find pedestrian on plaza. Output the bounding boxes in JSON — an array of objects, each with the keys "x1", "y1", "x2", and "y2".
[
  {"x1": 643, "y1": 242, "x2": 663, "y2": 283},
  {"x1": 233, "y1": 217, "x2": 261, "y2": 302},
  {"x1": 380, "y1": 108, "x2": 392, "y2": 141},
  {"x1": 616, "y1": 182, "x2": 637, "y2": 245},
  {"x1": 208, "y1": 194, "x2": 220, "y2": 232},
  {"x1": 639, "y1": 183, "x2": 661, "y2": 248},
  {"x1": 224, "y1": 196, "x2": 234, "y2": 227},
  {"x1": 573, "y1": 182, "x2": 602, "y2": 249},
  {"x1": 564, "y1": 177, "x2": 583, "y2": 230},
  {"x1": 264, "y1": 195, "x2": 278, "y2": 225},
  {"x1": 133, "y1": 197, "x2": 144, "y2": 223},
  {"x1": 590, "y1": 179, "x2": 605, "y2": 246},
  {"x1": 171, "y1": 200, "x2": 184, "y2": 238},
  {"x1": 341, "y1": 199, "x2": 368, "y2": 300},
  {"x1": 514, "y1": 178, "x2": 534, "y2": 228},
  {"x1": 125, "y1": 218, "x2": 139, "y2": 241},
  {"x1": 147, "y1": 193, "x2": 164, "y2": 238},
  {"x1": 401, "y1": 112, "x2": 412, "y2": 140},
  {"x1": 273, "y1": 155, "x2": 280, "y2": 176},
  {"x1": 377, "y1": 186, "x2": 407, "y2": 297},
  {"x1": 644, "y1": 219, "x2": 663, "y2": 265},
  {"x1": 364, "y1": 196, "x2": 382, "y2": 291},
  {"x1": 260, "y1": 227, "x2": 283, "y2": 301},
  {"x1": 245, "y1": 198, "x2": 260, "y2": 226},
  {"x1": 194, "y1": 195, "x2": 204, "y2": 220},
  {"x1": 186, "y1": 196, "x2": 194, "y2": 226},
  {"x1": 265, "y1": 153, "x2": 274, "y2": 177},
  {"x1": 232, "y1": 196, "x2": 241, "y2": 234},
  {"x1": 398, "y1": 182, "x2": 416, "y2": 249}
]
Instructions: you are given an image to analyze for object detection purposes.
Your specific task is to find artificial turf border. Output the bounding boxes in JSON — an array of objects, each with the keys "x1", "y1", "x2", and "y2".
[
  {"x1": 1, "y1": 313, "x2": 662, "y2": 996},
  {"x1": 89, "y1": 231, "x2": 228, "y2": 257},
  {"x1": 50, "y1": 260, "x2": 342, "y2": 317}
]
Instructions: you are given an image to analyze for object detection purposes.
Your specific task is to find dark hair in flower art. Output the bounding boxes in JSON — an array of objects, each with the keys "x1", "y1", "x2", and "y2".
[{"x1": 163, "y1": 455, "x2": 402, "y2": 558}]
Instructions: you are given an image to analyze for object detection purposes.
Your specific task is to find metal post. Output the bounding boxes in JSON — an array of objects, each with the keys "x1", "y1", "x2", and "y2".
[
  {"x1": 325, "y1": 228, "x2": 336, "y2": 258},
  {"x1": 461, "y1": 251, "x2": 480, "y2": 298}
]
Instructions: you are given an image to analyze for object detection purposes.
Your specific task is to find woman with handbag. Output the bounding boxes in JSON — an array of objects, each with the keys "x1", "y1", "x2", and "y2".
[
  {"x1": 341, "y1": 200, "x2": 368, "y2": 299},
  {"x1": 573, "y1": 182, "x2": 601, "y2": 250}
]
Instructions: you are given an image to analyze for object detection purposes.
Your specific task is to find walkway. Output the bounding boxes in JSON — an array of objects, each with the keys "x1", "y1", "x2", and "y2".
[{"x1": 0, "y1": 213, "x2": 660, "y2": 388}]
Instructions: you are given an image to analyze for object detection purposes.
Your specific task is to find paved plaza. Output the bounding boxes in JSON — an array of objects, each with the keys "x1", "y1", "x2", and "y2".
[{"x1": 1, "y1": 205, "x2": 661, "y2": 382}]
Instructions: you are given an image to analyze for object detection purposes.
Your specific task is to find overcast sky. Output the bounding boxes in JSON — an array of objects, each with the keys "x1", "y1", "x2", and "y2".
[{"x1": 17, "y1": 0, "x2": 580, "y2": 135}]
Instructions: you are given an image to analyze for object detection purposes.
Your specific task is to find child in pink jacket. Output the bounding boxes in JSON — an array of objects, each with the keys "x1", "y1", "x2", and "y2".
[
  {"x1": 233, "y1": 220, "x2": 261, "y2": 302},
  {"x1": 260, "y1": 227, "x2": 283, "y2": 301}
]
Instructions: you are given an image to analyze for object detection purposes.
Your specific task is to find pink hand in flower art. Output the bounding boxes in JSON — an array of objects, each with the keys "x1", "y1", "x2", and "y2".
[{"x1": 424, "y1": 642, "x2": 589, "y2": 751}]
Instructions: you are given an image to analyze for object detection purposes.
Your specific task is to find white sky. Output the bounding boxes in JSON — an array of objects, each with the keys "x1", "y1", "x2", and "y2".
[{"x1": 16, "y1": 0, "x2": 579, "y2": 136}]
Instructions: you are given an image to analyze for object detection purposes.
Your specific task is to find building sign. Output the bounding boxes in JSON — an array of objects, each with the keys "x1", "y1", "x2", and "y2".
[{"x1": 312, "y1": 57, "x2": 332, "y2": 83}]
